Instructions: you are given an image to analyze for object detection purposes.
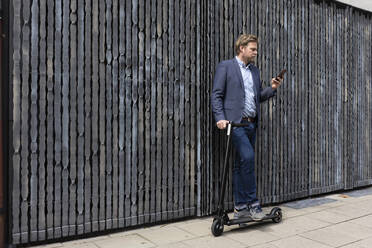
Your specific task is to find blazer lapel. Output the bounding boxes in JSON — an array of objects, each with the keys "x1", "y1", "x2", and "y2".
[{"x1": 232, "y1": 59, "x2": 245, "y2": 90}]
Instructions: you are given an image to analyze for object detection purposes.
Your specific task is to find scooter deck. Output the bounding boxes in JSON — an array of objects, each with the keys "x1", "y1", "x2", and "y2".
[
  {"x1": 211, "y1": 207, "x2": 282, "y2": 236},
  {"x1": 227, "y1": 213, "x2": 277, "y2": 226}
]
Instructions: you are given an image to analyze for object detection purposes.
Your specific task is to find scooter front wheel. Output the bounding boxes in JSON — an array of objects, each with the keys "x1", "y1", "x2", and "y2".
[
  {"x1": 272, "y1": 209, "x2": 282, "y2": 223},
  {"x1": 211, "y1": 218, "x2": 224, "y2": 236}
]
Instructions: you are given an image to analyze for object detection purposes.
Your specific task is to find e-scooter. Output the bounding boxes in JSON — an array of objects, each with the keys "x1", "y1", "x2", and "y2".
[{"x1": 211, "y1": 122, "x2": 282, "y2": 237}]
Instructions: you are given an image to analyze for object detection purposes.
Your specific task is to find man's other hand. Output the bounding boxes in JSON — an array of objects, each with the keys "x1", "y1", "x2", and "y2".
[
  {"x1": 217, "y1": 120, "x2": 229, "y2": 129},
  {"x1": 271, "y1": 77, "x2": 283, "y2": 89}
]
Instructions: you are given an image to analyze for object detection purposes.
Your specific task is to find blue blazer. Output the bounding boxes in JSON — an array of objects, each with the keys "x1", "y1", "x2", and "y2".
[{"x1": 211, "y1": 58, "x2": 276, "y2": 123}]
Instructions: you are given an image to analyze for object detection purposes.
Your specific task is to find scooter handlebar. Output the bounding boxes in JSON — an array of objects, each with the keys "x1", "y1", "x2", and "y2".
[
  {"x1": 224, "y1": 122, "x2": 250, "y2": 136},
  {"x1": 229, "y1": 122, "x2": 251, "y2": 127}
]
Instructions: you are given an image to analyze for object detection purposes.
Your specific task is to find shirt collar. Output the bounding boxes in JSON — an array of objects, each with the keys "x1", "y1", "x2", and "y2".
[{"x1": 235, "y1": 56, "x2": 251, "y2": 69}]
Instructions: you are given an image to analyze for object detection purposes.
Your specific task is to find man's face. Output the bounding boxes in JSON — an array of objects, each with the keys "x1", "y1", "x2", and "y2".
[{"x1": 240, "y1": 42, "x2": 258, "y2": 63}]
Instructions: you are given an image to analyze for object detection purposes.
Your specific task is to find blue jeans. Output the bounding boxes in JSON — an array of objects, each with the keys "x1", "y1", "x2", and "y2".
[{"x1": 231, "y1": 120, "x2": 258, "y2": 207}]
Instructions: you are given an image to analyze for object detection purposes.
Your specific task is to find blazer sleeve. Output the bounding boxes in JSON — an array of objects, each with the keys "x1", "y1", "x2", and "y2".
[
  {"x1": 211, "y1": 62, "x2": 227, "y2": 122},
  {"x1": 257, "y1": 71, "x2": 277, "y2": 102},
  {"x1": 259, "y1": 85, "x2": 277, "y2": 102}
]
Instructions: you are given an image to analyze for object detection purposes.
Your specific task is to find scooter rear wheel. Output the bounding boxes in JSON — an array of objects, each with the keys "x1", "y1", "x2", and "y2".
[{"x1": 211, "y1": 218, "x2": 224, "y2": 236}]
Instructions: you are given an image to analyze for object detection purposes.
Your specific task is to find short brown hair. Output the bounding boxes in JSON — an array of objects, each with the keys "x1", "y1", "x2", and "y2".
[{"x1": 235, "y1": 34, "x2": 258, "y2": 55}]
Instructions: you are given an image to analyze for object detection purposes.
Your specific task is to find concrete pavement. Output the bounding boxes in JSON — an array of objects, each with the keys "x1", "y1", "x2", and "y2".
[{"x1": 29, "y1": 186, "x2": 372, "y2": 248}]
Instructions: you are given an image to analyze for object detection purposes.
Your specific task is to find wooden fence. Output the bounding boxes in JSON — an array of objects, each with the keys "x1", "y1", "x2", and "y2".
[{"x1": 8, "y1": 0, "x2": 372, "y2": 244}]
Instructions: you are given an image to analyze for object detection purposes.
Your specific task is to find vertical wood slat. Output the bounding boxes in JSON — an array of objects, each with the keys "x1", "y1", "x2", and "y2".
[
  {"x1": 69, "y1": 0, "x2": 77, "y2": 236},
  {"x1": 38, "y1": 0, "x2": 47, "y2": 241},
  {"x1": 91, "y1": 0, "x2": 99, "y2": 232},
  {"x1": 76, "y1": 0, "x2": 85, "y2": 235},
  {"x1": 308, "y1": 0, "x2": 313, "y2": 195},
  {"x1": 61, "y1": 0, "x2": 70, "y2": 237},
  {"x1": 356, "y1": 11, "x2": 360, "y2": 186},
  {"x1": 343, "y1": 6, "x2": 350, "y2": 189},
  {"x1": 8, "y1": 0, "x2": 372, "y2": 244},
  {"x1": 21, "y1": 0, "x2": 30, "y2": 243},
  {"x1": 131, "y1": 0, "x2": 139, "y2": 227},
  {"x1": 144, "y1": 0, "x2": 151, "y2": 223},
  {"x1": 118, "y1": 0, "x2": 125, "y2": 228},
  {"x1": 206, "y1": 1, "x2": 212, "y2": 214},
  {"x1": 177, "y1": 1, "x2": 186, "y2": 218},
  {"x1": 200, "y1": 0, "x2": 206, "y2": 216},
  {"x1": 173, "y1": 0, "x2": 180, "y2": 218},
  {"x1": 111, "y1": 0, "x2": 119, "y2": 229},
  {"x1": 190, "y1": 0, "x2": 197, "y2": 217},
  {"x1": 302, "y1": 0, "x2": 309, "y2": 196},
  {"x1": 54, "y1": 0, "x2": 62, "y2": 239},
  {"x1": 12, "y1": 0, "x2": 22, "y2": 243},
  {"x1": 161, "y1": 0, "x2": 169, "y2": 221},
  {"x1": 335, "y1": 6, "x2": 342, "y2": 188},
  {"x1": 196, "y1": 0, "x2": 203, "y2": 216},
  {"x1": 137, "y1": 0, "x2": 145, "y2": 225},
  {"x1": 84, "y1": 0, "x2": 92, "y2": 233},
  {"x1": 98, "y1": 0, "x2": 106, "y2": 231},
  {"x1": 30, "y1": 0, "x2": 39, "y2": 242},
  {"x1": 350, "y1": 8, "x2": 357, "y2": 189},
  {"x1": 124, "y1": 0, "x2": 132, "y2": 227},
  {"x1": 344, "y1": 6, "x2": 352, "y2": 189},
  {"x1": 179, "y1": 0, "x2": 185, "y2": 219},
  {"x1": 270, "y1": 0, "x2": 276, "y2": 201},
  {"x1": 105, "y1": 0, "x2": 113, "y2": 229},
  {"x1": 359, "y1": 12, "x2": 364, "y2": 185},
  {"x1": 367, "y1": 15, "x2": 372, "y2": 183},
  {"x1": 155, "y1": 0, "x2": 163, "y2": 222},
  {"x1": 167, "y1": 0, "x2": 174, "y2": 220},
  {"x1": 149, "y1": 0, "x2": 156, "y2": 222},
  {"x1": 184, "y1": 0, "x2": 191, "y2": 217}
]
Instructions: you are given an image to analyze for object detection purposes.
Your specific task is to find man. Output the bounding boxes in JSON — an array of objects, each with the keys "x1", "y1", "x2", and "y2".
[{"x1": 211, "y1": 34, "x2": 282, "y2": 220}]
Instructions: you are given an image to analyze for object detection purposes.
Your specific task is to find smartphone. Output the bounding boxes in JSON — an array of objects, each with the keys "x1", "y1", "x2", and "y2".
[{"x1": 276, "y1": 69, "x2": 287, "y2": 80}]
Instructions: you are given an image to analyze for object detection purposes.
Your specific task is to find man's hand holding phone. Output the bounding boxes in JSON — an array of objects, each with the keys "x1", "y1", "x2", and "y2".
[{"x1": 271, "y1": 69, "x2": 286, "y2": 89}]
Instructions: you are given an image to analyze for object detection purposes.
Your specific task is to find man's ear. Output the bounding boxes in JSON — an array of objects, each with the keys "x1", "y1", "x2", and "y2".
[{"x1": 239, "y1": 45, "x2": 244, "y2": 53}]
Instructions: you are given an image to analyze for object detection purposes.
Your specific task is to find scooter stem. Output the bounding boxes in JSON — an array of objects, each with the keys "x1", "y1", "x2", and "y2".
[{"x1": 216, "y1": 122, "x2": 232, "y2": 216}]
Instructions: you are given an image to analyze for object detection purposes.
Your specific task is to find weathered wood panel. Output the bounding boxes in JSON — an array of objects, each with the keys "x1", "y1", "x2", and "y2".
[{"x1": 8, "y1": 0, "x2": 372, "y2": 245}]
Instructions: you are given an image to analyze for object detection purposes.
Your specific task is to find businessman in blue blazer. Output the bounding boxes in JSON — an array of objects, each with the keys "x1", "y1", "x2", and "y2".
[{"x1": 211, "y1": 34, "x2": 282, "y2": 220}]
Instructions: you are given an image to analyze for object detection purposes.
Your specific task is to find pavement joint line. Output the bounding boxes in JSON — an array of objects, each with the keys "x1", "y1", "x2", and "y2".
[
  {"x1": 299, "y1": 233, "x2": 365, "y2": 248},
  {"x1": 133, "y1": 232, "x2": 159, "y2": 247},
  {"x1": 173, "y1": 225, "x2": 200, "y2": 237},
  {"x1": 295, "y1": 213, "x2": 372, "y2": 236},
  {"x1": 297, "y1": 234, "x2": 339, "y2": 248},
  {"x1": 333, "y1": 238, "x2": 364, "y2": 248}
]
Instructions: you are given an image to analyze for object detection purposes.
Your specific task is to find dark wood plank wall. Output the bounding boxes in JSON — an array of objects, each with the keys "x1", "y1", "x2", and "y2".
[{"x1": 8, "y1": 0, "x2": 372, "y2": 244}]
